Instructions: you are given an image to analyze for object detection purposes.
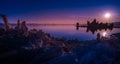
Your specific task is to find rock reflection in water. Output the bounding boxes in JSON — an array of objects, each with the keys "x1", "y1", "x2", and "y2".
[{"x1": 76, "y1": 19, "x2": 114, "y2": 34}]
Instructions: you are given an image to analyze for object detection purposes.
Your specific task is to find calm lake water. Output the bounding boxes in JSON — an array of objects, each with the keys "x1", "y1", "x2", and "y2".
[{"x1": 28, "y1": 24, "x2": 120, "y2": 41}]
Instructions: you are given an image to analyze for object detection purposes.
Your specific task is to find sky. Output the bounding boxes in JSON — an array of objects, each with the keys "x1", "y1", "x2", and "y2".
[{"x1": 0, "y1": 0, "x2": 120, "y2": 24}]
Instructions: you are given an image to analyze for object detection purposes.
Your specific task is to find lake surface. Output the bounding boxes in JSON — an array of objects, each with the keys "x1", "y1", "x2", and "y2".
[{"x1": 27, "y1": 24, "x2": 120, "y2": 41}]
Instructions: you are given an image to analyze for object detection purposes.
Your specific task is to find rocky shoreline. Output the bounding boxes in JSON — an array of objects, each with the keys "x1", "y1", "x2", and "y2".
[{"x1": 0, "y1": 19, "x2": 120, "y2": 64}]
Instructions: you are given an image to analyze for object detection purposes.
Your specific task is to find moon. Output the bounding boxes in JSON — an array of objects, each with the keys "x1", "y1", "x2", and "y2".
[{"x1": 104, "y1": 12, "x2": 111, "y2": 18}]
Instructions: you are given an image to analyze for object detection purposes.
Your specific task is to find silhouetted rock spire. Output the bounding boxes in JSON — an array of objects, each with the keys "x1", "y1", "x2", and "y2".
[
  {"x1": 0, "y1": 14, "x2": 12, "y2": 30},
  {"x1": 86, "y1": 19, "x2": 114, "y2": 34},
  {"x1": 21, "y1": 21, "x2": 28, "y2": 32},
  {"x1": 15, "y1": 19, "x2": 21, "y2": 30}
]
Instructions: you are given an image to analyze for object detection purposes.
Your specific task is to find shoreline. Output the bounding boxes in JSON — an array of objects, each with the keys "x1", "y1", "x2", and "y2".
[{"x1": 0, "y1": 21, "x2": 120, "y2": 64}]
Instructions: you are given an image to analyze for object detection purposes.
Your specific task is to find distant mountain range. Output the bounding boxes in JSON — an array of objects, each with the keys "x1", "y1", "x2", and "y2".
[
  {"x1": 0, "y1": 23, "x2": 75, "y2": 27},
  {"x1": 0, "y1": 23, "x2": 74, "y2": 25},
  {"x1": 0, "y1": 22, "x2": 120, "y2": 28},
  {"x1": 113, "y1": 22, "x2": 120, "y2": 28},
  {"x1": 113, "y1": 22, "x2": 120, "y2": 25}
]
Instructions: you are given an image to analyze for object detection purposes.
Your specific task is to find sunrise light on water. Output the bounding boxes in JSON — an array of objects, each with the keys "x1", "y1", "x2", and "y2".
[{"x1": 102, "y1": 32, "x2": 107, "y2": 37}]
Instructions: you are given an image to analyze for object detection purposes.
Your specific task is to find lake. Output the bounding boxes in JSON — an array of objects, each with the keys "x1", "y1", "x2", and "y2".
[{"x1": 27, "y1": 24, "x2": 120, "y2": 41}]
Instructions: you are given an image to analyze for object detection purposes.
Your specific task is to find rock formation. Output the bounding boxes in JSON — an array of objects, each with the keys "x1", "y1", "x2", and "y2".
[{"x1": 0, "y1": 14, "x2": 11, "y2": 30}]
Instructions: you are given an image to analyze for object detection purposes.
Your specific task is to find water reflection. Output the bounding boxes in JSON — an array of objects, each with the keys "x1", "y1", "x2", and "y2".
[
  {"x1": 86, "y1": 27, "x2": 113, "y2": 34},
  {"x1": 102, "y1": 32, "x2": 107, "y2": 37},
  {"x1": 27, "y1": 24, "x2": 120, "y2": 41},
  {"x1": 76, "y1": 25, "x2": 113, "y2": 34},
  {"x1": 76, "y1": 19, "x2": 114, "y2": 34}
]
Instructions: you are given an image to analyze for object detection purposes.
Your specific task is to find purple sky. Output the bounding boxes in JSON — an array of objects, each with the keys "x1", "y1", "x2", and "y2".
[{"x1": 0, "y1": 0, "x2": 120, "y2": 24}]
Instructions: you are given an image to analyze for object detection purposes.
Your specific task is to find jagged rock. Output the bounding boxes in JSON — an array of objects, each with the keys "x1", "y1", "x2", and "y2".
[
  {"x1": 0, "y1": 14, "x2": 12, "y2": 30},
  {"x1": 15, "y1": 19, "x2": 21, "y2": 30},
  {"x1": 21, "y1": 21, "x2": 28, "y2": 32}
]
